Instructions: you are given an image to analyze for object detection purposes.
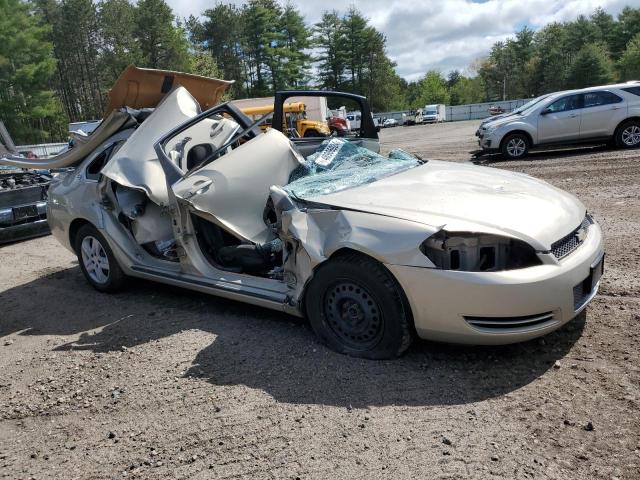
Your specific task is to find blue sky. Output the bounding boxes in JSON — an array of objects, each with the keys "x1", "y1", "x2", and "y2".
[{"x1": 167, "y1": 0, "x2": 640, "y2": 80}]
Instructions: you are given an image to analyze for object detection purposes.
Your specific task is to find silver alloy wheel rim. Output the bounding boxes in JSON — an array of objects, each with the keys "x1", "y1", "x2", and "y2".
[
  {"x1": 621, "y1": 125, "x2": 640, "y2": 146},
  {"x1": 80, "y1": 236, "x2": 110, "y2": 284},
  {"x1": 506, "y1": 137, "x2": 526, "y2": 157}
]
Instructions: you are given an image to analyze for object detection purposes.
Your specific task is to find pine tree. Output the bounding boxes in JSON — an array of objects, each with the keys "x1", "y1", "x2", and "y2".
[
  {"x1": 135, "y1": 0, "x2": 190, "y2": 71},
  {"x1": 277, "y1": 4, "x2": 311, "y2": 89},
  {"x1": 99, "y1": 0, "x2": 141, "y2": 84},
  {"x1": 0, "y1": 0, "x2": 64, "y2": 143},
  {"x1": 197, "y1": 5, "x2": 247, "y2": 97},
  {"x1": 618, "y1": 33, "x2": 640, "y2": 80},
  {"x1": 566, "y1": 43, "x2": 614, "y2": 88},
  {"x1": 314, "y1": 11, "x2": 346, "y2": 91}
]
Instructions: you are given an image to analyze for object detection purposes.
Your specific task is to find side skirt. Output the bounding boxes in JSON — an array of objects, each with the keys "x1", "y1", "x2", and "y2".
[{"x1": 129, "y1": 265, "x2": 298, "y2": 314}]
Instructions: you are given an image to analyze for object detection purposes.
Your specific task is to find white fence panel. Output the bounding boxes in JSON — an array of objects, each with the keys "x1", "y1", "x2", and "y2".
[{"x1": 15, "y1": 142, "x2": 68, "y2": 158}]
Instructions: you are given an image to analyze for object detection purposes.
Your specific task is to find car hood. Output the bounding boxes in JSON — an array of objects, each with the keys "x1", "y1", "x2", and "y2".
[
  {"x1": 306, "y1": 160, "x2": 585, "y2": 250},
  {"x1": 483, "y1": 114, "x2": 524, "y2": 129}
]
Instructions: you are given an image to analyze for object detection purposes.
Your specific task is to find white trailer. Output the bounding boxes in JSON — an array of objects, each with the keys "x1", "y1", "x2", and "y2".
[{"x1": 423, "y1": 104, "x2": 446, "y2": 123}]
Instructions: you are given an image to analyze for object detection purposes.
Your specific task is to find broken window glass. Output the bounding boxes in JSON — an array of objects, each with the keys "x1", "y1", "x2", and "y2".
[{"x1": 284, "y1": 138, "x2": 421, "y2": 198}]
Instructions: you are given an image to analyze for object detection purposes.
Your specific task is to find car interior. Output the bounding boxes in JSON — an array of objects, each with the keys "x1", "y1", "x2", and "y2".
[{"x1": 90, "y1": 88, "x2": 381, "y2": 279}]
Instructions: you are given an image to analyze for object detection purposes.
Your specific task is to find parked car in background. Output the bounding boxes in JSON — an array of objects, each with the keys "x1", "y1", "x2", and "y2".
[
  {"x1": 0, "y1": 124, "x2": 50, "y2": 243},
  {"x1": 477, "y1": 82, "x2": 640, "y2": 159},
  {"x1": 383, "y1": 118, "x2": 398, "y2": 128},
  {"x1": 488, "y1": 105, "x2": 505, "y2": 115},
  {"x1": 423, "y1": 104, "x2": 446, "y2": 123},
  {"x1": 328, "y1": 115, "x2": 350, "y2": 136},
  {"x1": 0, "y1": 169, "x2": 51, "y2": 243},
  {"x1": 18, "y1": 150, "x2": 39, "y2": 159}
]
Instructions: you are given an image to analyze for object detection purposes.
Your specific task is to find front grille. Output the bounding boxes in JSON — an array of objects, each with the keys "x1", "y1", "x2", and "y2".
[
  {"x1": 464, "y1": 312, "x2": 556, "y2": 332},
  {"x1": 551, "y1": 215, "x2": 593, "y2": 259}
]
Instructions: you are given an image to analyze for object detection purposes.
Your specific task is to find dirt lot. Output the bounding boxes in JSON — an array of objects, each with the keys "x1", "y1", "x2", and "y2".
[{"x1": 1, "y1": 120, "x2": 639, "y2": 479}]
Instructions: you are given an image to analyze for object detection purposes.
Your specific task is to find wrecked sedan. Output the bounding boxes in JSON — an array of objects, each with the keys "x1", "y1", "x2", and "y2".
[{"x1": 1, "y1": 69, "x2": 604, "y2": 359}]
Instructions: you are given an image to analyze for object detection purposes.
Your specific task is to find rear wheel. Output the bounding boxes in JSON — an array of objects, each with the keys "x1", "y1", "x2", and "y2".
[
  {"x1": 74, "y1": 224, "x2": 126, "y2": 292},
  {"x1": 615, "y1": 120, "x2": 640, "y2": 148},
  {"x1": 304, "y1": 252, "x2": 413, "y2": 359},
  {"x1": 501, "y1": 133, "x2": 529, "y2": 160}
]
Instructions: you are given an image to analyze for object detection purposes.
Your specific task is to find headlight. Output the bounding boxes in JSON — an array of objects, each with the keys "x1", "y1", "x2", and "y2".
[
  {"x1": 485, "y1": 124, "x2": 499, "y2": 134},
  {"x1": 420, "y1": 231, "x2": 541, "y2": 271}
]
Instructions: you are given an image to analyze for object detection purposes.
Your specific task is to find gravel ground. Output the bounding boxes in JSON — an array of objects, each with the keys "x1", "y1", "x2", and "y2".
[{"x1": 1, "y1": 120, "x2": 639, "y2": 479}]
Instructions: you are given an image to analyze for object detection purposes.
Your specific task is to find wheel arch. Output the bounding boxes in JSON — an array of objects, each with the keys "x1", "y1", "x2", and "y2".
[
  {"x1": 500, "y1": 129, "x2": 533, "y2": 150},
  {"x1": 68, "y1": 218, "x2": 95, "y2": 253},
  {"x1": 614, "y1": 116, "x2": 640, "y2": 136},
  {"x1": 298, "y1": 247, "x2": 416, "y2": 332}
]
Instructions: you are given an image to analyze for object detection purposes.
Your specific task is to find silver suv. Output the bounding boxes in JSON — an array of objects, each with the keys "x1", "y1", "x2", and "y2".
[{"x1": 478, "y1": 82, "x2": 640, "y2": 159}]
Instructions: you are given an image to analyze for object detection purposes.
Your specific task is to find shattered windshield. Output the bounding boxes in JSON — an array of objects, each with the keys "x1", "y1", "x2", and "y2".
[{"x1": 284, "y1": 138, "x2": 421, "y2": 198}]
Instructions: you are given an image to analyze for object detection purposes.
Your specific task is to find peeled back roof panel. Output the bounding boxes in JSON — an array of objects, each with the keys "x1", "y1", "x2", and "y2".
[{"x1": 104, "y1": 65, "x2": 234, "y2": 116}]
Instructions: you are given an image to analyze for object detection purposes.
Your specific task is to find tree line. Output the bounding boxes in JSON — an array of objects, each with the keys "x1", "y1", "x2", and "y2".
[
  {"x1": 478, "y1": 7, "x2": 640, "y2": 101},
  {"x1": 1, "y1": 1, "x2": 640, "y2": 144}
]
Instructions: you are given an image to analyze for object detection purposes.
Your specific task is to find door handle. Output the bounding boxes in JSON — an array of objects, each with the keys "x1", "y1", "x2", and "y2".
[
  {"x1": 568, "y1": 114, "x2": 577, "y2": 118},
  {"x1": 183, "y1": 179, "x2": 213, "y2": 199}
]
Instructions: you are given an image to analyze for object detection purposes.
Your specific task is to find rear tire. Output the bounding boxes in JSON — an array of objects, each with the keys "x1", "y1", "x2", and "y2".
[
  {"x1": 303, "y1": 129, "x2": 322, "y2": 137},
  {"x1": 615, "y1": 120, "x2": 640, "y2": 148},
  {"x1": 501, "y1": 133, "x2": 529, "y2": 160},
  {"x1": 304, "y1": 252, "x2": 413, "y2": 359},
  {"x1": 74, "y1": 224, "x2": 126, "y2": 292}
]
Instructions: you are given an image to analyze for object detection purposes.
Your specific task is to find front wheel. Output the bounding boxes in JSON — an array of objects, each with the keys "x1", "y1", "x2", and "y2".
[
  {"x1": 74, "y1": 224, "x2": 126, "y2": 292},
  {"x1": 615, "y1": 120, "x2": 640, "y2": 148},
  {"x1": 304, "y1": 253, "x2": 413, "y2": 359},
  {"x1": 501, "y1": 133, "x2": 529, "y2": 160},
  {"x1": 303, "y1": 129, "x2": 322, "y2": 137}
]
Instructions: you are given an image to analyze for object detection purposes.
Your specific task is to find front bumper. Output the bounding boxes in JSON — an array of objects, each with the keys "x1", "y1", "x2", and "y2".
[
  {"x1": 387, "y1": 222, "x2": 604, "y2": 345},
  {"x1": 478, "y1": 131, "x2": 499, "y2": 150},
  {"x1": 0, "y1": 201, "x2": 49, "y2": 244}
]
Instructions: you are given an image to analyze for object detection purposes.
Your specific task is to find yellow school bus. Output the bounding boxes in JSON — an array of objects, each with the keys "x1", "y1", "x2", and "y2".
[{"x1": 241, "y1": 102, "x2": 330, "y2": 137}]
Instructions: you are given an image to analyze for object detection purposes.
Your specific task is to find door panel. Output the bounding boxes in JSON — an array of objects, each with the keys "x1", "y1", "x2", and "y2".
[
  {"x1": 538, "y1": 112, "x2": 581, "y2": 143},
  {"x1": 579, "y1": 91, "x2": 626, "y2": 139},
  {"x1": 537, "y1": 94, "x2": 583, "y2": 144},
  {"x1": 170, "y1": 129, "x2": 300, "y2": 244}
]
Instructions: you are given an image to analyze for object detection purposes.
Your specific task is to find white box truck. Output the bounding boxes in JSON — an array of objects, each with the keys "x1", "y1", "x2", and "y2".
[{"x1": 423, "y1": 104, "x2": 446, "y2": 123}]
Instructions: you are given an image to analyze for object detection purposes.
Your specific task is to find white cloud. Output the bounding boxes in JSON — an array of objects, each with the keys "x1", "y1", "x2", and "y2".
[{"x1": 167, "y1": 0, "x2": 639, "y2": 79}]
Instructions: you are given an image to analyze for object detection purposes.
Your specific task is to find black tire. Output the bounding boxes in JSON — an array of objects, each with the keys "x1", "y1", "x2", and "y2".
[
  {"x1": 304, "y1": 252, "x2": 413, "y2": 359},
  {"x1": 303, "y1": 129, "x2": 322, "y2": 137},
  {"x1": 74, "y1": 224, "x2": 126, "y2": 292},
  {"x1": 501, "y1": 133, "x2": 529, "y2": 160},
  {"x1": 615, "y1": 120, "x2": 640, "y2": 149}
]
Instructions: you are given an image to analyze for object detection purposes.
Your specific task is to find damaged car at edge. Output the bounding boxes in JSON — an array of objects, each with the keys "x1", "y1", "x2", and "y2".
[{"x1": 1, "y1": 67, "x2": 605, "y2": 359}]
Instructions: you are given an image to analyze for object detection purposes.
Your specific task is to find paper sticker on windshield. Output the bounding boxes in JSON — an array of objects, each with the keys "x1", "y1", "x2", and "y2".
[{"x1": 314, "y1": 138, "x2": 344, "y2": 167}]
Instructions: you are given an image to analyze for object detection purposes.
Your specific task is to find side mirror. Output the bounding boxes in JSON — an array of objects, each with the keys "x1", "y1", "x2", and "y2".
[{"x1": 540, "y1": 108, "x2": 552, "y2": 115}]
